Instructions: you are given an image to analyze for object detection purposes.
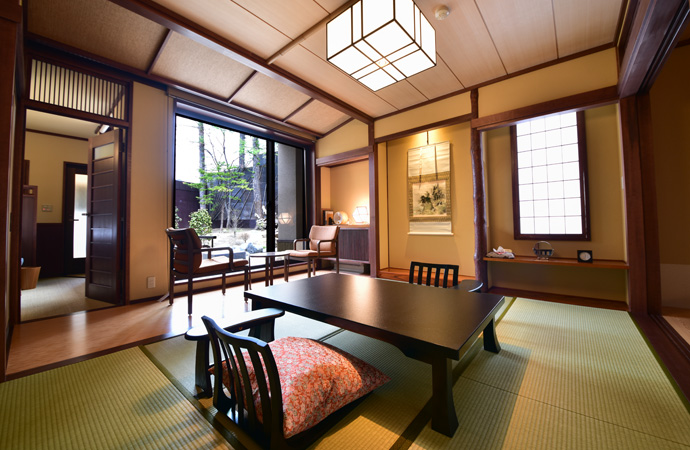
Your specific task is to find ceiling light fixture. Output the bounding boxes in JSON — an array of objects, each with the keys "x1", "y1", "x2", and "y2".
[{"x1": 326, "y1": 0, "x2": 436, "y2": 91}]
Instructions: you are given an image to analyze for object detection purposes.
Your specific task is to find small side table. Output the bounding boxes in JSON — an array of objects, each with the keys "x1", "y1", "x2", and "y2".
[{"x1": 249, "y1": 251, "x2": 291, "y2": 286}]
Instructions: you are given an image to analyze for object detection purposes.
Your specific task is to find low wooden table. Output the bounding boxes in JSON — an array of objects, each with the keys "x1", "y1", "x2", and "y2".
[
  {"x1": 245, "y1": 273, "x2": 504, "y2": 437},
  {"x1": 184, "y1": 308, "x2": 285, "y2": 398},
  {"x1": 249, "y1": 251, "x2": 291, "y2": 286}
]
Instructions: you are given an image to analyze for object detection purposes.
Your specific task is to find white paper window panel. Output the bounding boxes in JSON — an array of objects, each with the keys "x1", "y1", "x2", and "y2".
[
  {"x1": 532, "y1": 149, "x2": 547, "y2": 166},
  {"x1": 547, "y1": 146, "x2": 563, "y2": 164},
  {"x1": 562, "y1": 144, "x2": 579, "y2": 162},
  {"x1": 565, "y1": 216, "x2": 582, "y2": 234},
  {"x1": 533, "y1": 183, "x2": 548, "y2": 200}
]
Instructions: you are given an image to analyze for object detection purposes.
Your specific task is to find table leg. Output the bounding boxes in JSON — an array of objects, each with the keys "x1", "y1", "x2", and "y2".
[
  {"x1": 430, "y1": 357, "x2": 458, "y2": 436},
  {"x1": 284, "y1": 255, "x2": 289, "y2": 282},
  {"x1": 264, "y1": 259, "x2": 270, "y2": 286},
  {"x1": 194, "y1": 340, "x2": 212, "y2": 398},
  {"x1": 483, "y1": 317, "x2": 501, "y2": 353},
  {"x1": 269, "y1": 257, "x2": 275, "y2": 285}
]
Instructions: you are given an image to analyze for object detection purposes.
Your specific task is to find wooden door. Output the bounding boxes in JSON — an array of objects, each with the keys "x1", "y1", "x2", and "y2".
[{"x1": 86, "y1": 129, "x2": 123, "y2": 303}]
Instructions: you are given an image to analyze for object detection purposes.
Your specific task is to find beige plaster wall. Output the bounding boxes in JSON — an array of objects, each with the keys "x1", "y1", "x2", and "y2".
[
  {"x1": 315, "y1": 119, "x2": 368, "y2": 159},
  {"x1": 128, "y1": 82, "x2": 170, "y2": 301},
  {"x1": 329, "y1": 160, "x2": 369, "y2": 223},
  {"x1": 385, "y1": 122, "x2": 475, "y2": 276},
  {"x1": 478, "y1": 48, "x2": 618, "y2": 117},
  {"x1": 650, "y1": 45, "x2": 690, "y2": 309},
  {"x1": 374, "y1": 92, "x2": 471, "y2": 139},
  {"x1": 484, "y1": 104, "x2": 627, "y2": 301},
  {"x1": 24, "y1": 132, "x2": 88, "y2": 224}
]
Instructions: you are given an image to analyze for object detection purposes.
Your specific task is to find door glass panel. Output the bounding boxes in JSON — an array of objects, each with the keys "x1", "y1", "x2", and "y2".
[
  {"x1": 94, "y1": 142, "x2": 114, "y2": 160},
  {"x1": 73, "y1": 174, "x2": 88, "y2": 258}
]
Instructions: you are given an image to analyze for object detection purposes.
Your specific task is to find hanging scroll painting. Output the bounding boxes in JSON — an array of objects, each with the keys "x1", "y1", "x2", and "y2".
[{"x1": 407, "y1": 141, "x2": 452, "y2": 235}]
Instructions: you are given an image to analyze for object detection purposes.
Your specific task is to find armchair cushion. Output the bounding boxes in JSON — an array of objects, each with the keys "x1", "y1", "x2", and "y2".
[
  {"x1": 308, "y1": 226, "x2": 338, "y2": 253},
  {"x1": 213, "y1": 336, "x2": 389, "y2": 438}
]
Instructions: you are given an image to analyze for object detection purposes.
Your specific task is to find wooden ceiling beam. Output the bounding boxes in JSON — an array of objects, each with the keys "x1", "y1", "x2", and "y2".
[
  {"x1": 618, "y1": 0, "x2": 690, "y2": 98},
  {"x1": 146, "y1": 28, "x2": 173, "y2": 75},
  {"x1": 109, "y1": 0, "x2": 373, "y2": 124},
  {"x1": 265, "y1": 0, "x2": 360, "y2": 64}
]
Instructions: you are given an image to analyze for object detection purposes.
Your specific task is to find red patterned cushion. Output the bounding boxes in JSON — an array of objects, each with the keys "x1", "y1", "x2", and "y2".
[{"x1": 215, "y1": 337, "x2": 389, "y2": 438}]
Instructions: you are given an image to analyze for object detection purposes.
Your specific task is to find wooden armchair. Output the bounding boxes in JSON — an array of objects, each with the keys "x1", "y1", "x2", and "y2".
[
  {"x1": 202, "y1": 315, "x2": 389, "y2": 449},
  {"x1": 289, "y1": 225, "x2": 340, "y2": 277},
  {"x1": 409, "y1": 261, "x2": 459, "y2": 288},
  {"x1": 165, "y1": 228, "x2": 250, "y2": 315}
]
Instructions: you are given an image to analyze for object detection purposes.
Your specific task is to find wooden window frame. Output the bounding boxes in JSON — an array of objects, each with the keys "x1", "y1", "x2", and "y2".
[{"x1": 510, "y1": 110, "x2": 591, "y2": 241}]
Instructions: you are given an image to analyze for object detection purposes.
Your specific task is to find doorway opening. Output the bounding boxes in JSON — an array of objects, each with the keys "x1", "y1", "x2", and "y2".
[{"x1": 21, "y1": 110, "x2": 123, "y2": 321}]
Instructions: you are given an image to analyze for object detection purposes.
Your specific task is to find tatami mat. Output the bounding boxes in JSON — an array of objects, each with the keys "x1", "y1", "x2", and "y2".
[
  {"x1": 410, "y1": 298, "x2": 690, "y2": 450},
  {"x1": 0, "y1": 348, "x2": 231, "y2": 449}
]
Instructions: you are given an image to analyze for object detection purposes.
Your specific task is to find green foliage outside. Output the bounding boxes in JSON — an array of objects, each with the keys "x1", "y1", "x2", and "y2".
[
  {"x1": 183, "y1": 123, "x2": 266, "y2": 230},
  {"x1": 189, "y1": 209, "x2": 212, "y2": 237}
]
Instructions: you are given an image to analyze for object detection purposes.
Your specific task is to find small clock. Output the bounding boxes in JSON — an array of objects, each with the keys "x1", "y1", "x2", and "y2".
[{"x1": 577, "y1": 250, "x2": 593, "y2": 263}]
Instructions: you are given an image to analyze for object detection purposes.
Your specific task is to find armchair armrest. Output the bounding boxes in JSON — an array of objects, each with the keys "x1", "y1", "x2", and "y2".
[
  {"x1": 293, "y1": 238, "x2": 310, "y2": 250},
  {"x1": 316, "y1": 238, "x2": 336, "y2": 255}
]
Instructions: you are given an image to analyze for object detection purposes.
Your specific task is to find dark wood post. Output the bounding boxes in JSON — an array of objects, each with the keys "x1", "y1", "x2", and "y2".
[
  {"x1": 470, "y1": 89, "x2": 488, "y2": 291},
  {"x1": 368, "y1": 123, "x2": 378, "y2": 278}
]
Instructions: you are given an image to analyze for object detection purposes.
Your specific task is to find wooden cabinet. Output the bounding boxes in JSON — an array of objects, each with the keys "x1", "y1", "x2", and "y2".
[{"x1": 339, "y1": 227, "x2": 369, "y2": 262}]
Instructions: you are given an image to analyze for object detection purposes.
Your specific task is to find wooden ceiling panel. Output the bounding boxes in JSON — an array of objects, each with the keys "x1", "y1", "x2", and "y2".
[
  {"x1": 314, "y1": 0, "x2": 348, "y2": 14},
  {"x1": 232, "y1": 0, "x2": 329, "y2": 39},
  {"x1": 376, "y1": 80, "x2": 429, "y2": 111},
  {"x1": 151, "y1": 32, "x2": 255, "y2": 98},
  {"x1": 28, "y1": 0, "x2": 166, "y2": 71},
  {"x1": 231, "y1": 73, "x2": 311, "y2": 120},
  {"x1": 151, "y1": 0, "x2": 291, "y2": 59},
  {"x1": 416, "y1": 0, "x2": 506, "y2": 88},
  {"x1": 407, "y1": 59, "x2": 465, "y2": 100},
  {"x1": 553, "y1": 0, "x2": 624, "y2": 57},
  {"x1": 276, "y1": 45, "x2": 396, "y2": 118},
  {"x1": 286, "y1": 100, "x2": 350, "y2": 134},
  {"x1": 475, "y1": 0, "x2": 558, "y2": 73}
]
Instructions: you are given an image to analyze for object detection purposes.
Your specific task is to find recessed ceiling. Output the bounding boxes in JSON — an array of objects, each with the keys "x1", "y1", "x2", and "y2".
[
  {"x1": 26, "y1": 0, "x2": 627, "y2": 137},
  {"x1": 26, "y1": 110, "x2": 101, "y2": 139}
]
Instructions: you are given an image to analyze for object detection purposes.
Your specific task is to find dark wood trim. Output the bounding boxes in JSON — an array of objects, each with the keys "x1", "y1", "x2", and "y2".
[
  {"x1": 124, "y1": 83, "x2": 134, "y2": 305},
  {"x1": 487, "y1": 287, "x2": 629, "y2": 311},
  {"x1": 315, "y1": 146, "x2": 370, "y2": 167},
  {"x1": 375, "y1": 43, "x2": 616, "y2": 122},
  {"x1": 653, "y1": 315, "x2": 690, "y2": 364},
  {"x1": 618, "y1": 0, "x2": 690, "y2": 97},
  {"x1": 618, "y1": 95, "x2": 650, "y2": 315},
  {"x1": 634, "y1": 313, "x2": 690, "y2": 404},
  {"x1": 0, "y1": 6, "x2": 22, "y2": 383},
  {"x1": 472, "y1": 86, "x2": 619, "y2": 131},
  {"x1": 470, "y1": 89, "x2": 488, "y2": 291},
  {"x1": 485, "y1": 255, "x2": 629, "y2": 270},
  {"x1": 637, "y1": 94, "x2": 662, "y2": 314},
  {"x1": 0, "y1": 0, "x2": 21, "y2": 23},
  {"x1": 374, "y1": 113, "x2": 473, "y2": 144},
  {"x1": 616, "y1": 0, "x2": 639, "y2": 55},
  {"x1": 677, "y1": 38, "x2": 690, "y2": 48},
  {"x1": 283, "y1": 98, "x2": 314, "y2": 123},
  {"x1": 25, "y1": 128, "x2": 89, "y2": 141},
  {"x1": 109, "y1": 0, "x2": 373, "y2": 124},
  {"x1": 368, "y1": 124, "x2": 378, "y2": 278},
  {"x1": 25, "y1": 100, "x2": 130, "y2": 128},
  {"x1": 147, "y1": 28, "x2": 173, "y2": 75}
]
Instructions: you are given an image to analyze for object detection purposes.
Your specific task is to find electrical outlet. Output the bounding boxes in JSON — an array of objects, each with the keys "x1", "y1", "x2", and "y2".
[{"x1": 147, "y1": 276, "x2": 156, "y2": 289}]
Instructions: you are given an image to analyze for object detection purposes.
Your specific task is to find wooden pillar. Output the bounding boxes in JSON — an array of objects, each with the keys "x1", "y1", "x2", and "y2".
[
  {"x1": 0, "y1": 0, "x2": 22, "y2": 383},
  {"x1": 368, "y1": 123, "x2": 378, "y2": 277},
  {"x1": 470, "y1": 89, "x2": 488, "y2": 290},
  {"x1": 619, "y1": 94, "x2": 661, "y2": 315}
]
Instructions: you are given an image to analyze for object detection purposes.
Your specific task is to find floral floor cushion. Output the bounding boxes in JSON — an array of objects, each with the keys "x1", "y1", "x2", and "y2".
[{"x1": 213, "y1": 336, "x2": 390, "y2": 438}]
